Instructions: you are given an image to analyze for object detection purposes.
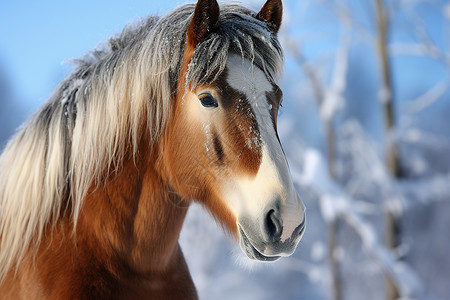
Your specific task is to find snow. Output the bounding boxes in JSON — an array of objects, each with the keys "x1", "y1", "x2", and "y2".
[
  {"x1": 177, "y1": 1, "x2": 450, "y2": 298},
  {"x1": 1, "y1": 0, "x2": 450, "y2": 299},
  {"x1": 378, "y1": 87, "x2": 392, "y2": 105},
  {"x1": 320, "y1": 33, "x2": 350, "y2": 122},
  {"x1": 60, "y1": 78, "x2": 83, "y2": 106},
  {"x1": 405, "y1": 80, "x2": 447, "y2": 114},
  {"x1": 444, "y1": 4, "x2": 450, "y2": 20},
  {"x1": 202, "y1": 123, "x2": 212, "y2": 152}
]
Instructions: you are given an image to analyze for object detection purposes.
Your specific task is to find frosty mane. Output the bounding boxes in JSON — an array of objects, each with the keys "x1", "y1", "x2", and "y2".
[{"x1": 0, "y1": 4, "x2": 283, "y2": 281}]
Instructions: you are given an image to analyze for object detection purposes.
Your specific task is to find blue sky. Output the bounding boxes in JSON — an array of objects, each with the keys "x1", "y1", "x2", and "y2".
[
  {"x1": 1, "y1": 0, "x2": 448, "y2": 130},
  {"x1": 0, "y1": 0, "x2": 196, "y2": 110}
]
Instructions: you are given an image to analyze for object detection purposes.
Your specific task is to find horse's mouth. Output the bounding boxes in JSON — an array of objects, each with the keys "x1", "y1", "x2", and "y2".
[{"x1": 238, "y1": 226, "x2": 281, "y2": 262}]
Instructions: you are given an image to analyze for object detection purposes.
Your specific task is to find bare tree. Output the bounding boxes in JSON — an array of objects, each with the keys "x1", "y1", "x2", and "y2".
[
  {"x1": 281, "y1": 0, "x2": 450, "y2": 299},
  {"x1": 283, "y1": 27, "x2": 350, "y2": 299},
  {"x1": 373, "y1": 0, "x2": 402, "y2": 299}
]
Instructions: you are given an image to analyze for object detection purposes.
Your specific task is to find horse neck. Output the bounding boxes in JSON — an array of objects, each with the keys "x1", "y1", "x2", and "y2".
[{"x1": 77, "y1": 140, "x2": 190, "y2": 274}]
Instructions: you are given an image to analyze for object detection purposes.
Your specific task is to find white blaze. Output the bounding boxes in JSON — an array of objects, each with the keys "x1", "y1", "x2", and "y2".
[{"x1": 224, "y1": 54, "x2": 305, "y2": 244}]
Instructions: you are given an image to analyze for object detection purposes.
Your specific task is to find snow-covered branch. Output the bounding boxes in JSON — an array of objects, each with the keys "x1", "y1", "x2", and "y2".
[
  {"x1": 405, "y1": 80, "x2": 448, "y2": 114},
  {"x1": 290, "y1": 148, "x2": 426, "y2": 299},
  {"x1": 320, "y1": 33, "x2": 350, "y2": 123},
  {"x1": 389, "y1": 1, "x2": 450, "y2": 68}
]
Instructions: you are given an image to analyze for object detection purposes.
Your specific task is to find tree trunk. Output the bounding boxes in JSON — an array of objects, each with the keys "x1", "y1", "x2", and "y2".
[
  {"x1": 374, "y1": 0, "x2": 402, "y2": 299},
  {"x1": 289, "y1": 45, "x2": 342, "y2": 300},
  {"x1": 325, "y1": 120, "x2": 341, "y2": 300}
]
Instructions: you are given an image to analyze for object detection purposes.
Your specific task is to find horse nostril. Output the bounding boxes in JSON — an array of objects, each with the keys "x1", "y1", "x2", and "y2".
[{"x1": 264, "y1": 209, "x2": 282, "y2": 241}]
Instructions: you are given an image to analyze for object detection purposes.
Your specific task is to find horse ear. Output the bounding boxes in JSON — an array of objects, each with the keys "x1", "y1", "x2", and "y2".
[
  {"x1": 256, "y1": 0, "x2": 283, "y2": 34},
  {"x1": 187, "y1": 0, "x2": 220, "y2": 48}
]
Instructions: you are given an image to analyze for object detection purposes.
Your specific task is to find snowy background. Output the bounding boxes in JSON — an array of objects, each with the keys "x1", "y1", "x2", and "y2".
[{"x1": 1, "y1": 0, "x2": 450, "y2": 299}]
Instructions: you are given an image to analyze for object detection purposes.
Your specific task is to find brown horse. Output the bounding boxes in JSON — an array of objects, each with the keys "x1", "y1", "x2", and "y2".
[{"x1": 0, "y1": 0, "x2": 305, "y2": 298}]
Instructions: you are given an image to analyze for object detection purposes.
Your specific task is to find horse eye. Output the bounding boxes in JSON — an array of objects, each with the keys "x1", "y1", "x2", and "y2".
[{"x1": 199, "y1": 94, "x2": 218, "y2": 108}]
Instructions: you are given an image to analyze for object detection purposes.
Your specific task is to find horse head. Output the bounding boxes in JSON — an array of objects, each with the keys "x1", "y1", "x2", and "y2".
[{"x1": 163, "y1": 0, "x2": 305, "y2": 262}]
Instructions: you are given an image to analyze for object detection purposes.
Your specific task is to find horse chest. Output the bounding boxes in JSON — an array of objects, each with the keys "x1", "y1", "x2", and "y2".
[
  {"x1": 70, "y1": 252, "x2": 197, "y2": 300},
  {"x1": 0, "y1": 246, "x2": 197, "y2": 300}
]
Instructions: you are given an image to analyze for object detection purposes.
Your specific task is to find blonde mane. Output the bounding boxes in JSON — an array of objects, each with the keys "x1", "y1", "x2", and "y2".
[{"x1": 0, "y1": 4, "x2": 282, "y2": 281}]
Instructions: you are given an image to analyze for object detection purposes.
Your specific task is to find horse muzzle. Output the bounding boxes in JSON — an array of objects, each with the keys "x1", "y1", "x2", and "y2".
[{"x1": 237, "y1": 196, "x2": 306, "y2": 261}]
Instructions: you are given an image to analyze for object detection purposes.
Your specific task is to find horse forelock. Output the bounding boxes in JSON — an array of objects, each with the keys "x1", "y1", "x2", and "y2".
[
  {"x1": 0, "y1": 3, "x2": 283, "y2": 282},
  {"x1": 184, "y1": 5, "x2": 283, "y2": 92}
]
